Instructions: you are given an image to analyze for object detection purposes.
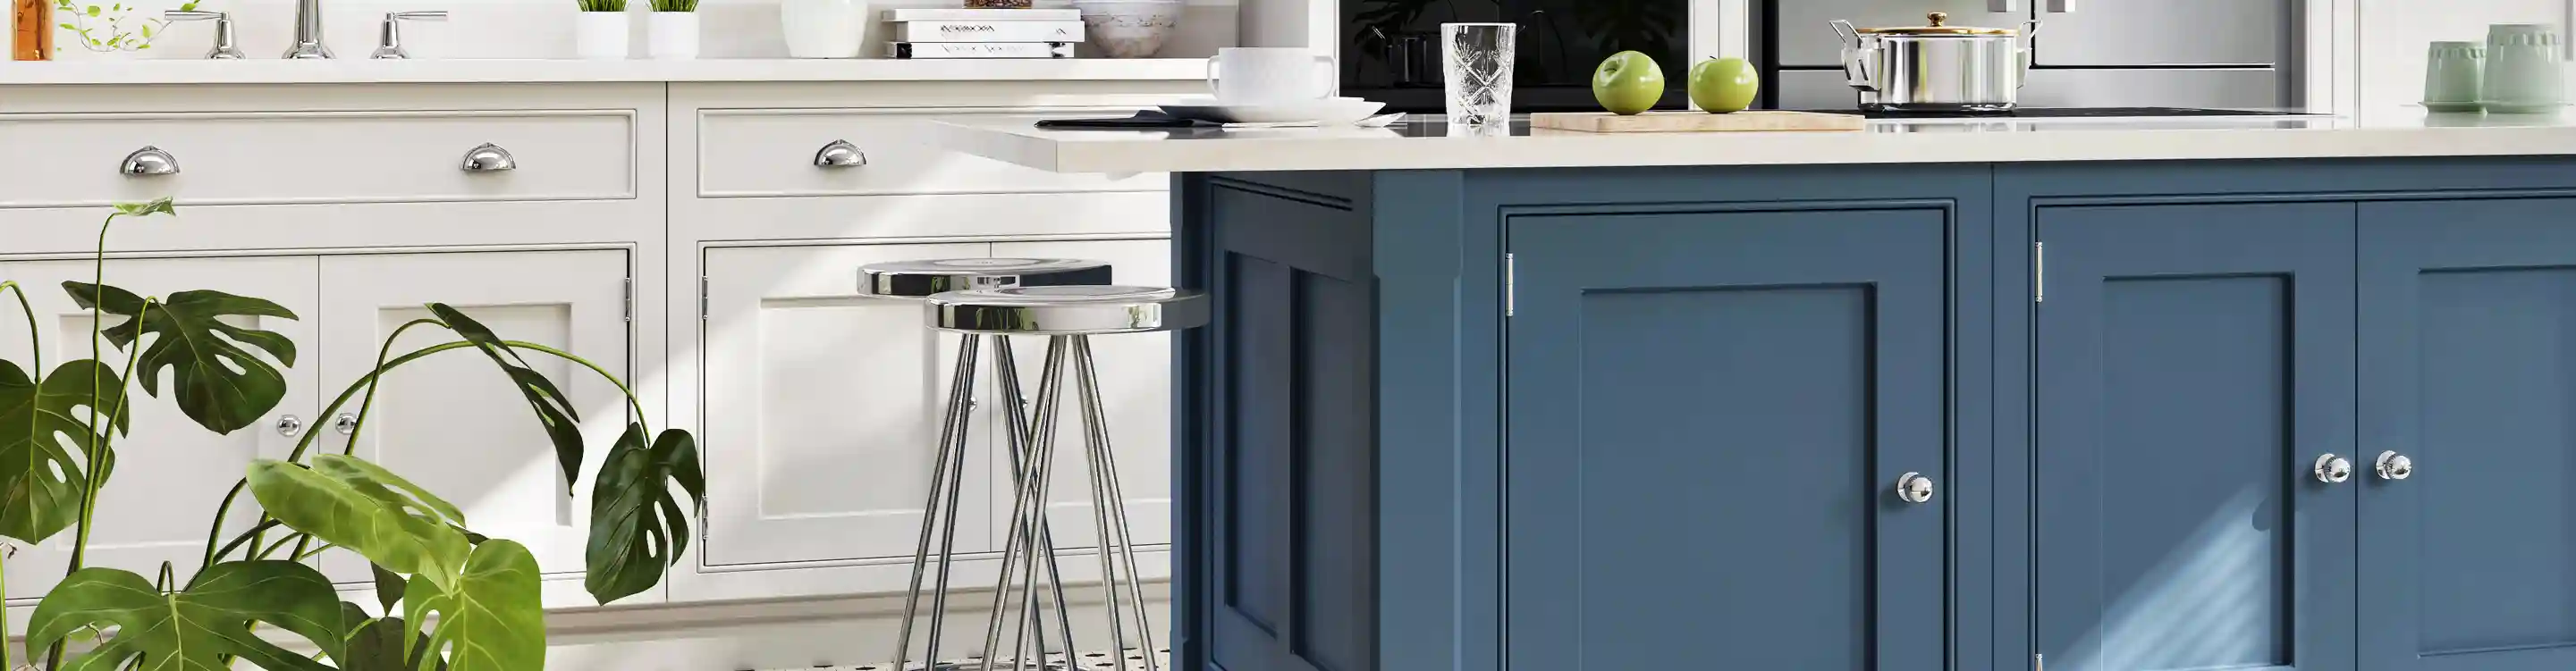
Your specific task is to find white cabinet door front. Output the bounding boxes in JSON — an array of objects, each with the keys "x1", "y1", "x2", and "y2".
[
  {"x1": 316, "y1": 250, "x2": 632, "y2": 607},
  {"x1": 990, "y1": 239, "x2": 1173, "y2": 556},
  {"x1": 700, "y1": 243, "x2": 998, "y2": 578},
  {"x1": 0, "y1": 256, "x2": 318, "y2": 602}
]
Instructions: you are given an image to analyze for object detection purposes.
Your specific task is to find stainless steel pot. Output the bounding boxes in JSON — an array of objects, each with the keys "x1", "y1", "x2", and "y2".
[{"x1": 1831, "y1": 12, "x2": 2041, "y2": 113}]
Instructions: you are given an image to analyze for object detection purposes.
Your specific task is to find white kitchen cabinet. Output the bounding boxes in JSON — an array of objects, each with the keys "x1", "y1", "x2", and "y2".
[
  {"x1": 0, "y1": 256, "x2": 318, "y2": 603},
  {"x1": 697, "y1": 242, "x2": 1001, "y2": 594},
  {"x1": 991, "y1": 239, "x2": 1174, "y2": 554},
  {"x1": 314, "y1": 250, "x2": 635, "y2": 608}
]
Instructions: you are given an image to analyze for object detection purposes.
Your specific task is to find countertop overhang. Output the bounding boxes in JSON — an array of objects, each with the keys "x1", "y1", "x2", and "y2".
[
  {"x1": 0, "y1": 58, "x2": 1210, "y2": 86},
  {"x1": 933, "y1": 109, "x2": 2576, "y2": 173}
]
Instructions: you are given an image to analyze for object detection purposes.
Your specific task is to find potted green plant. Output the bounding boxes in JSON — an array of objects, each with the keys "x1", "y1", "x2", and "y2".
[
  {"x1": 574, "y1": 0, "x2": 629, "y2": 59},
  {"x1": 49, "y1": 0, "x2": 193, "y2": 57},
  {"x1": 646, "y1": 0, "x2": 697, "y2": 60},
  {"x1": 3, "y1": 199, "x2": 703, "y2": 671}
]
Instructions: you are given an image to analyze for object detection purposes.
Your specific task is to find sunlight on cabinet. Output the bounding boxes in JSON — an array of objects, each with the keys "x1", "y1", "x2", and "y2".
[
  {"x1": 312, "y1": 250, "x2": 633, "y2": 608},
  {"x1": 0, "y1": 256, "x2": 317, "y2": 604},
  {"x1": 990, "y1": 239, "x2": 1172, "y2": 552}
]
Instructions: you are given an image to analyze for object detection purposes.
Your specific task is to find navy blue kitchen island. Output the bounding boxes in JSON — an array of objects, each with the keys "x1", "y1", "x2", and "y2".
[{"x1": 937, "y1": 113, "x2": 2576, "y2": 671}]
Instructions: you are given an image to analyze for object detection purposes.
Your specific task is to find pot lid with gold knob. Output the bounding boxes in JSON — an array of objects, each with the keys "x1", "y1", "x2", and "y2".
[{"x1": 1854, "y1": 12, "x2": 2018, "y2": 36}]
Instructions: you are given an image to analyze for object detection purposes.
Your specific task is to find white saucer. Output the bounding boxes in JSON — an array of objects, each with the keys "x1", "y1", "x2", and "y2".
[
  {"x1": 1161, "y1": 97, "x2": 1388, "y2": 124},
  {"x1": 2418, "y1": 101, "x2": 2485, "y2": 113}
]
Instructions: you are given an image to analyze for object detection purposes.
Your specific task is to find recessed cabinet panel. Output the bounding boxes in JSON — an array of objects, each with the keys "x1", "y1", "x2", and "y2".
[
  {"x1": 0, "y1": 256, "x2": 317, "y2": 603},
  {"x1": 0, "y1": 112, "x2": 637, "y2": 207},
  {"x1": 2360, "y1": 198, "x2": 2576, "y2": 671},
  {"x1": 316, "y1": 250, "x2": 632, "y2": 607},
  {"x1": 699, "y1": 243, "x2": 996, "y2": 568},
  {"x1": 2033, "y1": 202, "x2": 2355, "y2": 671},
  {"x1": 1506, "y1": 206, "x2": 1947, "y2": 671}
]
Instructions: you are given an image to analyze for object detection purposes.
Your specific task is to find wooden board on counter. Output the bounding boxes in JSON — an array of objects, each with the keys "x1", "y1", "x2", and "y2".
[{"x1": 1530, "y1": 110, "x2": 1866, "y2": 133}]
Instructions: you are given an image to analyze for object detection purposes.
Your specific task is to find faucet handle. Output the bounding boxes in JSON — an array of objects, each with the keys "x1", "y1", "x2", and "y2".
[
  {"x1": 162, "y1": 10, "x2": 245, "y2": 60},
  {"x1": 372, "y1": 11, "x2": 450, "y2": 60}
]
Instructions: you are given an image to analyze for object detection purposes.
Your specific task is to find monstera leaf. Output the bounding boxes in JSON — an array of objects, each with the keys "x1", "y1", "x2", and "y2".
[
  {"x1": 342, "y1": 602, "x2": 444, "y2": 671},
  {"x1": 248, "y1": 455, "x2": 469, "y2": 588},
  {"x1": 585, "y1": 424, "x2": 702, "y2": 604},
  {"x1": 428, "y1": 304, "x2": 584, "y2": 486},
  {"x1": 64, "y1": 281, "x2": 296, "y2": 434},
  {"x1": 28, "y1": 560, "x2": 348, "y2": 671},
  {"x1": 407, "y1": 541, "x2": 545, "y2": 671},
  {"x1": 0, "y1": 359, "x2": 124, "y2": 543}
]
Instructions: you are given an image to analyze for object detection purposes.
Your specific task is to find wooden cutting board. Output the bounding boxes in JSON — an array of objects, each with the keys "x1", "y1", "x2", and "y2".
[{"x1": 1529, "y1": 111, "x2": 1867, "y2": 133}]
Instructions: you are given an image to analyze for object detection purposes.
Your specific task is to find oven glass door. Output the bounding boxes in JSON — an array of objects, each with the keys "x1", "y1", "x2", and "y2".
[{"x1": 1344, "y1": 0, "x2": 1691, "y2": 113}]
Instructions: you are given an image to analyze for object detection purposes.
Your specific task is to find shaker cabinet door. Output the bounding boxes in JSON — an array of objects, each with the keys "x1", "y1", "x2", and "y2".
[
  {"x1": 2032, "y1": 202, "x2": 2355, "y2": 671},
  {"x1": 696, "y1": 243, "x2": 999, "y2": 592},
  {"x1": 0, "y1": 256, "x2": 318, "y2": 604},
  {"x1": 2358, "y1": 198, "x2": 2576, "y2": 671},
  {"x1": 315, "y1": 250, "x2": 633, "y2": 607},
  {"x1": 1505, "y1": 205, "x2": 1949, "y2": 671}
]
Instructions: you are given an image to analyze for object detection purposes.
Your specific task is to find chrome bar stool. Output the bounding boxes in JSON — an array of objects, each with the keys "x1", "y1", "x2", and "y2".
[
  {"x1": 926, "y1": 285, "x2": 1210, "y2": 671},
  {"x1": 868, "y1": 258, "x2": 1112, "y2": 671}
]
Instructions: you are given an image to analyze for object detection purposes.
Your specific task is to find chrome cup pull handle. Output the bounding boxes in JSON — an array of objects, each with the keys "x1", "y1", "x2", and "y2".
[
  {"x1": 121, "y1": 146, "x2": 180, "y2": 176},
  {"x1": 814, "y1": 139, "x2": 867, "y2": 168},
  {"x1": 460, "y1": 143, "x2": 517, "y2": 172}
]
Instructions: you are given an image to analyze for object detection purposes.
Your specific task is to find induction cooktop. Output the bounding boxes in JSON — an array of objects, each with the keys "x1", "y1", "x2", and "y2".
[{"x1": 1801, "y1": 107, "x2": 2323, "y2": 120}]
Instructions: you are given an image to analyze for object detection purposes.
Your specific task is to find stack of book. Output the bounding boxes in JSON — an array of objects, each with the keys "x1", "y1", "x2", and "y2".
[{"x1": 883, "y1": 8, "x2": 1085, "y2": 59}]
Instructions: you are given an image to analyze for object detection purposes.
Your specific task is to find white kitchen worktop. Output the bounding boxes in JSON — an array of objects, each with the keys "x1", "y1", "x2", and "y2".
[
  {"x1": 933, "y1": 108, "x2": 2576, "y2": 173},
  {"x1": 0, "y1": 57, "x2": 1208, "y2": 85}
]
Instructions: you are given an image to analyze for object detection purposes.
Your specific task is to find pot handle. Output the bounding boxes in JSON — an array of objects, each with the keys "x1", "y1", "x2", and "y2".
[
  {"x1": 1830, "y1": 19, "x2": 1861, "y2": 46},
  {"x1": 1830, "y1": 20, "x2": 1877, "y2": 91},
  {"x1": 2016, "y1": 20, "x2": 2043, "y2": 88}
]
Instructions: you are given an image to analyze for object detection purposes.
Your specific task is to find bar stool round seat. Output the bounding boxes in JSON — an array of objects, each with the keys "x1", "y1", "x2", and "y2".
[
  {"x1": 928, "y1": 286, "x2": 1210, "y2": 335},
  {"x1": 858, "y1": 257, "x2": 1113, "y2": 299}
]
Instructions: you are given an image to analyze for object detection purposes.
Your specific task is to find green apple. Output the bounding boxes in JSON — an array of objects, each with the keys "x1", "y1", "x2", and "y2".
[
  {"x1": 1592, "y1": 51, "x2": 1666, "y2": 115},
  {"x1": 1688, "y1": 56, "x2": 1761, "y2": 113}
]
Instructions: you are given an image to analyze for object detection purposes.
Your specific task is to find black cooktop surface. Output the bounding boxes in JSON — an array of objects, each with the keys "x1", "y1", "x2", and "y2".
[{"x1": 1800, "y1": 107, "x2": 2321, "y2": 119}]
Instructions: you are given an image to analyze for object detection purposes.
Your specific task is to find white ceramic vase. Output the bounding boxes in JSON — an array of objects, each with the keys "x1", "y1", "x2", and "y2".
[
  {"x1": 648, "y1": 12, "x2": 700, "y2": 59},
  {"x1": 574, "y1": 12, "x2": 631, "y2": 59},
  {"x1": 1073, "y1": 0, "x2": 1183, "y2": 58},
  {"x1": 781, "y1": 0, "x2": 866, "y2": 59}
]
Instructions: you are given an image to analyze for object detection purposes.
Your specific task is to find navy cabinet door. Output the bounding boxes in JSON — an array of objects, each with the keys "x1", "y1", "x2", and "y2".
[
  {"x1": 1506, "y1": 206, "x2": 1948, "y2": 671},
  {"x1": 2033, "y1": 202, "x2": 2356, "y2": 671},
  {"x1": 2358, "y1": 198, "x2": 2576, "y2": 671}
]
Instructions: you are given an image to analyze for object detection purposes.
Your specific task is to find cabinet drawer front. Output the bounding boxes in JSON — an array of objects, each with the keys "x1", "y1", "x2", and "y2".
[
  {"x1": 696, "y1": 108, "x2": 1162, "y2": 197},
  {"x1": 0, "y1": 111, "x2": 637, "y2": 207}
]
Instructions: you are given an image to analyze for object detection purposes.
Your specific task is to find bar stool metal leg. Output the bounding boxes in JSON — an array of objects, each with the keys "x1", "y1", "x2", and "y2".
[
  {"x1": 1071, "y1": 337, "x2": 1160, "y2": 671},
  {"x1": 992, "y1": 337, "x2": 1080, "y2": 668},
  {"x1": 894, "y1": 335, "x2": 981, "y2": 671},
  {"x1": 983, "y1": 339, "x2": 1073, "y2": 671}
]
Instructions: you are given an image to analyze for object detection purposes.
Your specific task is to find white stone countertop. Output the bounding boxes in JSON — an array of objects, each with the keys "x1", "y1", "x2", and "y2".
[
  {"x1": 933, "y1": 107, "x2": 2576, "y2": 173},
  {"x1": 0, "y1": 57, "x2": 1209, "y2": 85}
]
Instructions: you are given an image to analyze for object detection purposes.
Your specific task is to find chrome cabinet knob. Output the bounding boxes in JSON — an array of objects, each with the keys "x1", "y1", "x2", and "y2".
[
  {"x1": 121, "y1": 147, "x2": 180, "y2": 176},
  {"x1": 274, "y1": 415, "x2": 304, "y2": 437},
  {"x1": 813, "y1": 139, "x2": 867, "y2": 168},
  {"x1": 460, "y1": 143, "x2": 517, "y2": 172},
  {"x1": 1894, "y1": 472, "x2": 1936, "y2": 504},
  {"x1": 333, "y1": 412, "x2": 359, "y2": 435},
  {"x1": 2376, "y1": 450, "x2": 2414, "y2": 481},
  {"x1": 2313, "y1": 453, "x2": 2354, "y2": 483}
]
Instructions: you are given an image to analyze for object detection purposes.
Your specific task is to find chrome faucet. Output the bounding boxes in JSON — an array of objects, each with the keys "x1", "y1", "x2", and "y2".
[{"x1": 283, "y1": 0, "x2": 331, "y2": 58}]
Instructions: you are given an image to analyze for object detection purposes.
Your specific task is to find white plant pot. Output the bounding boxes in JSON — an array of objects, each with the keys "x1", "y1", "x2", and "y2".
[
  {"x1": 574, "y1": 12, "x2": 631, "y2": 60},
  {"x1": 780, "y1": 0, "x2": 866, "y2": 59},
  {"x1": 648, "y1": 13, "x2": 700, "y2": 60}
]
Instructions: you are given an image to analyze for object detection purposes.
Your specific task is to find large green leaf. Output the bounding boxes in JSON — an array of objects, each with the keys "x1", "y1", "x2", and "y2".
[
  {"x1": 427, "y1": 304, "x2": 584, "y2": 486},
  {"x1": 248, "y1": 456, "x2": 469, "y2": 588},
  {"x1": 342, "y1": 602, "x2": 444, "y2": 671},
  {"x1": 64, "y1": 281, "x2": 297, "y2": 434},
  {"x1": 585, "y1": 424, "x2": 702, "y2": 604},
  {"x1": 407, "y1": 540, "x2": 545, "y2": 671},
  {"x1": 28, "y1": 560, "x2": 349, "y2": 671},
  {"x1": 0, "y1": 359, "x2": 124, "y2": 543}
]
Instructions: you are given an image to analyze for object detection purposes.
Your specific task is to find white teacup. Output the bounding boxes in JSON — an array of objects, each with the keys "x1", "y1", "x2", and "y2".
[{"x1": 1206, "y1": 47, "x2": 1337, "y2": 104}]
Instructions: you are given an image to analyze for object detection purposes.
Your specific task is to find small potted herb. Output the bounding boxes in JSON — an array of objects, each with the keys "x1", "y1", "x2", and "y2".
[
  {"x1": 574, "y1": 0, "x2": 629, "y2": 59},
  {"x1": 646, "y1": 0, "x2": 697, "y2": 60}
]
